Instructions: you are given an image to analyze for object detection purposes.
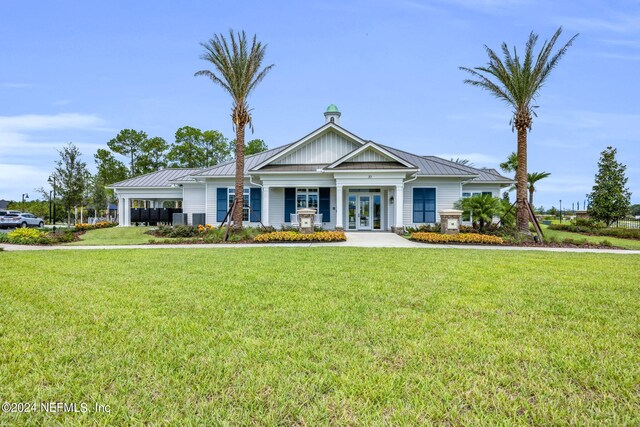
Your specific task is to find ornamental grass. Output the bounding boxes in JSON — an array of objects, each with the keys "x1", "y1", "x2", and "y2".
[
  {"x1": 411, "y1": 232, "x2": 504, "y2": 245},
  {"x1": 253, "y1": 231, "x2": 346, "y2": 243}
]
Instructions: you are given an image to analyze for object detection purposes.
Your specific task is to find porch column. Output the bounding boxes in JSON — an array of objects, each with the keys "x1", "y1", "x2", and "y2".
[
  {"x1": 336, "y1": 185, "x2": 344, "y2": 229},
  {"x1": 124, "y1": 197, "x2": 131, "y2": 226},
  {"x1": 118, "y1": 197, "x2": 125, "y2": 226},
  {"x1": 395, "y1": 185, "x2": 404, "y2": 228},
  {"x1": 262, "y1": 186, "x2": 270, "y2": 226}
]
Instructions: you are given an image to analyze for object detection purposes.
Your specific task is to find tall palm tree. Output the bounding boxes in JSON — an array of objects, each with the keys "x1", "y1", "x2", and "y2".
[
  {"x1": 195, "y1": 30, "x2": 274, "y2": 226},
  {"x1": 527, "y1": 171, "x2": 551, "y2": 206},
  {"x1": 460, "y1": 27, "x2": 577, "y2": 234}
]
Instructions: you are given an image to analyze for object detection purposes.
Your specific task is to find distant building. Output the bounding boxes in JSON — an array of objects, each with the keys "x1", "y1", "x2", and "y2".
[{"x1": 0, "y1": 199, "x2": 10, "y2": 209}]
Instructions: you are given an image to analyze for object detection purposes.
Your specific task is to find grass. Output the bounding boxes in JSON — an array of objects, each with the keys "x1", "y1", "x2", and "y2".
[
  {"x1": 65, "y1": 226, "x2": 164, "y2": 246},
  {"x1": 541, "y1": 224, "x2": 640, "y2": 250},
  {"x1": 1, "y1": 248, "x2": 638, "y2": 425}
]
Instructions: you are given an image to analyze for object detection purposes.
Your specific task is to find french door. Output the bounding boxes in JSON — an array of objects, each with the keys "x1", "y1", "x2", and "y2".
[{"x1": 347, "y1": 193, "x2": 382, "y2": 230}]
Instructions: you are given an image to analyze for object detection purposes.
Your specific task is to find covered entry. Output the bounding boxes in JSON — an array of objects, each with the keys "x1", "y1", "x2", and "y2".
[{"x1": 346, "y1": 189, "x2": 383, "y2": 230}]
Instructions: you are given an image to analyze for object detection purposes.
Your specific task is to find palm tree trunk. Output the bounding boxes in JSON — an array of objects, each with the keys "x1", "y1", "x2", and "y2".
[
  {"x1": 516, "y1": 128, "x2": 529, "y2": 233},
  {"x1": 233, "y1": 125, "x2": 245, "y2": 226},
  {"x1": 529, "y1": 188, "x2": 534, "y2": 207}
]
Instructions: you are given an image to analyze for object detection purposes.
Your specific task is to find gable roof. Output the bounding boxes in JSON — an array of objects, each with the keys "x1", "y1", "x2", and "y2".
[
  {"x1": 378, "y1": 146, "x2": 479, "y2": 177},
  {"x1": 326, "y1": 141, "x2": 417, "y2": 170},
  {"x1": 251, "y1": 121, "x2": 369, "y2": 171},
  {"x1": 108, "y1": 168, "x2": 202, "y2": 188},
  {"x1": 468, "y1": 168, "x2": 514, "y2": 184},
  {"x1": 189, "y1": 144, "x2": 292, "y2": 177}
]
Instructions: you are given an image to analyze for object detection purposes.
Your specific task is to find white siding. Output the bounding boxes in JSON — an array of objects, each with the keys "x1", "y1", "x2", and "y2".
[
  {"x1": 403, "y1": 178, "x2": 463, "y2": 226},
  {"x1": 274, "y1": 131, "x2": 359, "y2": 164},
  {"x1": 461, "y1": 184, "x2": 502, "y2": 198},
  {"x1": 351, "y1": 149, "x2": 391, "y2": 162},
  {"x1": 182, "y1": 184, "x2": 206, "y2": 225}
]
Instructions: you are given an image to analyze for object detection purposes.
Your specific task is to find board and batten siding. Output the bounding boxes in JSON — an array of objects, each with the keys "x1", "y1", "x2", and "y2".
[
  {"x1": 182, "y1": 184, "x2": 206, "y2": 225},
  {"x1": 351, "y1": 148, "x2": 391, "y2": 162},
  {"x1": 402, "y1": 178, "x2": 463, "y2": 226},
  {"x1": 274, "y1": 131, "x2": 359, "y2": 165}
]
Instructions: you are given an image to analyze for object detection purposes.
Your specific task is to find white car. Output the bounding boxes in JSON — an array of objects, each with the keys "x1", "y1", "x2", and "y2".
[{"x1": 0, "y1": 212, "x2": 45, "y2": 229}]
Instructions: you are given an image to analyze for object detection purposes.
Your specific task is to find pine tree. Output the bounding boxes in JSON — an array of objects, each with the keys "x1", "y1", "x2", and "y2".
[{"x1": 587, "y1": 146, "x2": 631, "y2": 226}]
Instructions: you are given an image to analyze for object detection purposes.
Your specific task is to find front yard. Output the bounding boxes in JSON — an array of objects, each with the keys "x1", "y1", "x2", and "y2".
[{"x1": 1, "y1": 248, "x2": 638, "y2": 425}]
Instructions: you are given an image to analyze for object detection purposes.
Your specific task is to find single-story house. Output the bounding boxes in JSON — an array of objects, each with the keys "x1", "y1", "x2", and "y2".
[{"x1": 109, "y1": 105, "x2": 513, "y2": 231}]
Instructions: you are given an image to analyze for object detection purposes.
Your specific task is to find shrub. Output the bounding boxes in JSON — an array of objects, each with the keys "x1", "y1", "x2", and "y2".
[
  {"x1": 254, "y1": 231, "x2": 347, "y2": 243},
  {"x1": 410, "y1": 232, "x2": 504, "y2": 245},
  {"x1": 74, "y1": 221, "x2": 117, "y2": 232},
  {"x1": 406, "y1": 224, "x2": 440, "y2": 233},
  {"x1": 6, "y1": 228, "x2": 49, "y2": 244}
]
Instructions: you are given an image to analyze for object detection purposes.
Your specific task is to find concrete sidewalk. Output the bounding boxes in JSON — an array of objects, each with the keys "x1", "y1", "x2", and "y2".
[{"x1": 2, "y1": 232, "x2": 639, "y2": 254}]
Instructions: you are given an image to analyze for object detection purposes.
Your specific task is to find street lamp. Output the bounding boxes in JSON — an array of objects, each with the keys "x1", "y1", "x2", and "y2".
[
  {"x1": 48, "y1": 175, "x2": 57, "y2": 230},
  {"x1": 559, "y1": 199, "x2": 562, "y2": 223},
  {"x1": 21, "y1": 193, "x2": 29, "y2": 212}
]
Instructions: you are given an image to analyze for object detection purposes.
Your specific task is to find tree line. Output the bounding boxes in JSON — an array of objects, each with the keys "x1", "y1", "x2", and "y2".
[{"x1": 33, "y1": 127, "x2": 267, "y2": 224}]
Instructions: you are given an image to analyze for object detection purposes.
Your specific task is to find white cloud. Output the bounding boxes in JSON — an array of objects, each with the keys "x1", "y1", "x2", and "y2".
[
  {"x1": 561, "y1": 14, "x2": 640, "y2": 34},
  {"x1": 0, "y1": 164, "x2": 51, "y2": 201},
  {"x1": 0, "y1": 113, "x2": 105, "y2": 132}
]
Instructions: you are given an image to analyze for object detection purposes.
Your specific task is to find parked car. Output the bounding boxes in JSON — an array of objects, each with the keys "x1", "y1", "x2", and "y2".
[{"x1": 0, "y1": 212, "x2": 45, "y2": 229}]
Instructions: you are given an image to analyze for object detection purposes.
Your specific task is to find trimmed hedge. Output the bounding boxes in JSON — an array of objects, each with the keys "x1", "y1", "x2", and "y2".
[
  {"x1": 549, "y1": 223, "x2": 640, "y2": 240},
  {"x1": 74, "y1": 221, "x2": 117, "y2": 232},
  {"x1": 411, "y1": 232, "x2": 504, "y2": 245},
  {"x1": 254, "y1": 231, "x2": 346, "y2": 243}
]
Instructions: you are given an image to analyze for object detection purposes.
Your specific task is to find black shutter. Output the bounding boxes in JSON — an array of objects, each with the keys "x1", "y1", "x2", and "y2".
[
  {"x1": 250, "y1": 188, "x2": 261, "y2": 222},
  {"x1": 284, "y1": 188, "x2": 296, "y2": 222},
  {"x1": 216, "y1": 188, "x2": 227, "y2": 222},
  {"x1": 319, "y1": 187, "x2": 330, "y2": 223},
  {"x1": 425, "y1": 188, "x2": 436, "y2": 223},
  {"x1": 413, "y1": 188, "x2": 425, "y2": 223}
]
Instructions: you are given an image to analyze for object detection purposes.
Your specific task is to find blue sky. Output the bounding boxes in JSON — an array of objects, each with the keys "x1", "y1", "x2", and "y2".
[{"x1": 1, "y1": 0, "x2": 638, "y2": 209}]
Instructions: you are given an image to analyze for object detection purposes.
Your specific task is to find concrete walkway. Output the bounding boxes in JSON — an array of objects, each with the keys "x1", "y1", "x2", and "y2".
[{"x1": 2, "y1": 232, "x2": 639, "y2": 254}]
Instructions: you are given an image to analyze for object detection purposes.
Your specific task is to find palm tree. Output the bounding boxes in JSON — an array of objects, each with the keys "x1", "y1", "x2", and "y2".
[
  {"x1": 195, "y1": 30, "x2": 274, "y2": 226},
  {"x1": 460, "y1": 27, "x2": 577, "y2": 234},
  {"x1": 456, "y1": 194, "x2": 503, "y2": 231},
  {"x1": 527, "y1": 171, "x2": 551, "y2": 206}
]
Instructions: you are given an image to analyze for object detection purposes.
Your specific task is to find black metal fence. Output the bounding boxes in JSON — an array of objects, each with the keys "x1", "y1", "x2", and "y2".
[
  {"x1": 614, "y1": 218, "x2": 640, "y2": 229},
  {"x1": 130, "y1": 208, "x2": 183, "y2": 226}
]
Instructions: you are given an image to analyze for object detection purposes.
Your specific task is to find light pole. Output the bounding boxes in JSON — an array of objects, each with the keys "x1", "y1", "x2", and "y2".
[
  {"x1": 559, "y1": 199, "x2": 562, "y2": 223},
  {"x1": 49, "y1": 176, "x2": 56, "y2": 230},
  {"x1": 21, "y1": 193, "x2": 29, "y2": 212}
]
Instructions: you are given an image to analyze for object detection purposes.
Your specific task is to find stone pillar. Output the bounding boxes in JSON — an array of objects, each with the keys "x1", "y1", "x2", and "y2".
[
  {"x1": 439, "y1": 209, "x2": 463, "y2": 234},
  {"x1": 262, "y1": 186, "x2": 270, "y2": 226},
  {"x1": 297, "y1": 208, "x2": 316, "y2": 234},
  {"x1": 336, "y1": 185, "x2": 344, "y2": 230},
  {"x1": 394, "y1": 185, "x2": 404, "y2": 233}
]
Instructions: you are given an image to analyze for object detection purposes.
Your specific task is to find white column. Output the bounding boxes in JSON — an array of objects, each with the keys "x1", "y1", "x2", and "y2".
[
  {"x1": 395, "y1": 185, "x2": 404, "y2": 228},
  {"x1": 124, "y1": 197, "x2": 131, "y2": 226},
  {"x1": 336, "y1": 185, "x2": 344, "y2": 229},
  {"x1": 262, "y1": 186, "x2": 270, "y2": 226},
  {"x1": 118, "y1": 198, "x2": 124, "y2": 226}
]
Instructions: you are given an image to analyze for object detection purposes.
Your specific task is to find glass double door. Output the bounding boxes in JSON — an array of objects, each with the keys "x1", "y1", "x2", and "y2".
[{"x1": 347, "y1": 193, "x2": 382, "y2": 230}]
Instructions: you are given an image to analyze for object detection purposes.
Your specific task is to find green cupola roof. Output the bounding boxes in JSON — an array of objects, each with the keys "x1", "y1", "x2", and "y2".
[{"x1": 325, "y1": 104, "x2": 340, "y2": 113}]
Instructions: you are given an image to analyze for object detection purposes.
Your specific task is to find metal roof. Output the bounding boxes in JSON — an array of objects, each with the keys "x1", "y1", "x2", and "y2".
[
  {"x1": 469, "y1": 168, "x2": 515, "y2": 183},
  {"x1": 190, "y1": 144, "x2": 292, "y2": 177},
  {"x1": 259, "y1": 164, "x2": 327, "y2": 172},
  {"x1": 108, "y1": 168, "x2": 202, "y2": 188},
  {"x1": 380, "y1": 146, "x2": 479, "y2": 176}
]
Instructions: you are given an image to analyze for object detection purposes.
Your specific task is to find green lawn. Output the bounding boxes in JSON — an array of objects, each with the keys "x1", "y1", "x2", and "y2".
[
  {"x1": 1, "y1": 248, "x2": 638, "y2": 425},
  {"x1": 541, "y1": 224, "x2": 640, "y2": 250},
  {"x1": 65, "y1": 226, "x2": 163, "y2": 245}
]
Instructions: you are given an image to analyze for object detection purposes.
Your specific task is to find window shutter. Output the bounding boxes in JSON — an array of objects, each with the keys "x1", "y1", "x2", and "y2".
[
  {"x1": 425, "y1": 188, "x2": 436, "y2": 223},
  {"x1": 284, "y1": 188, "x2": 296, "y2": 222},
  {"x1": 216, "y1": 188, "x2": 227, "y2": 222},
  {"x1": 250, "y1": 188, "x2": 261, "y2": 222},
  {"x1": 319, "y1": 187, "x2": 330, "y2": 223}
]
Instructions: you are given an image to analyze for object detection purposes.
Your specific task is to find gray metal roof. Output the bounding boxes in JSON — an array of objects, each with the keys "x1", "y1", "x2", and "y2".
[
  {"x1": 469, "y1": 168, "x2": 514, "y2": 183},
  {"x1": 380, "y1": 145, "x2": 479, "y2": 176},
  {"x1": 191, "y1": 144, "x2": 293, "y2": 177},
  {"x1": 108, "y1": 168, "x2": 202, "y2": 188}
]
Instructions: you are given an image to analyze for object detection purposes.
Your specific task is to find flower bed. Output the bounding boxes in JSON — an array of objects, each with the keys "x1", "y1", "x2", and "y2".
[
  {"x1": 410, "y1": 232, "x2": 504, "y2": 245},
  {"x1": 254, "y1": 231, "x2": 346, "y2": 243},
  {"x1": 0, "y1": 228, "x2": 76, "y2": 245},
  {"x1": 74, "y1": 221, "x2": 117, "y2": 232}
]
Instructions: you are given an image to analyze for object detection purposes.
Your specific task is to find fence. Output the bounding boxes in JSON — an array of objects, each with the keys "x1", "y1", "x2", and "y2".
[
  {"x1": 614, "y1": 218, "x2": 640, "y2": 229},
  {"x1": 130, "y1": 208, "x2": 183, "y2": 226}
]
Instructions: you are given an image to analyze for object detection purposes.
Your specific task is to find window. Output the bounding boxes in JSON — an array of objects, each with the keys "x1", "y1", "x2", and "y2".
[
  {"x1": 413, "y1": 188, "x2": 436, "y2": 223},
  {"x1": 296, "y1": 188, "x2": 319, "y2": 210},
  {"x1": 228, "y1": 188, "x2": 250, "y2": 221}
]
